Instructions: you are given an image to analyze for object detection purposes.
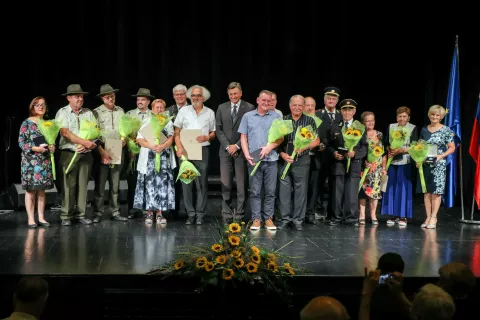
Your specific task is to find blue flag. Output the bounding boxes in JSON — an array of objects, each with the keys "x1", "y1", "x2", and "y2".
[{"x1": 443, "y1": 39, "x2": 462, "y2": 208}]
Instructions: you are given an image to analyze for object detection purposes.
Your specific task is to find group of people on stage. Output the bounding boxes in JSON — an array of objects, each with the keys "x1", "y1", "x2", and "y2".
[{"x1": 18, "y1": 82, "x2": 455, "y2": 230}]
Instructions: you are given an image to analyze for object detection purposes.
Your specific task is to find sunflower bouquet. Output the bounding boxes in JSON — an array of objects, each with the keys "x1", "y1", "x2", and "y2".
[
  {"x1": 408, "y1": 140, "x2": 430, "y2": 193},
  {"x1": 151, "y1": 111, "x2": 173, "y2": 172},
  {"x1": 358, "y1": 143, "x2": 384, "y2": 192},
  {"x1": 280, "y1": 125, "x2": 317, "y2": 180},
  {"x1": 149, "y1": 221, "x2": 300, "y2": 295},
  {"x1": 386, "y1": 126, "x2": 410, "y2": 170},
  {"x1": 250, "y1": 118, "x2": 293, "y2": 176},
  {"x1": 175, "y1": 146, "x2": 201, "y2": 184},
  {"x1": 65, "y1": 119, "x2": 101, "y2": 174},
  {"x1": 37, "y1": 119, "x2": 61, "y2": 180},
  {"x1": 342, "y1": 120, "x2": 366, "y2": 173}
]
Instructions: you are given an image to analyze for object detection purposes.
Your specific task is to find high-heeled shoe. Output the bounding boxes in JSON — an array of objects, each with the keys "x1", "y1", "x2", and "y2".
[
  {"x1": 426, "y1": 216, "x2": 437, "y2": 229},
  {"x1": 421, "y1": 216, "x2": 431, "y2": 228}
]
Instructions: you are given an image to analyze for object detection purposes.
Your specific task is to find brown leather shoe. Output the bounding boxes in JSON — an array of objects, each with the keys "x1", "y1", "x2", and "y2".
[
  {"x1": 250, "y1": 219, "x2": 261, "y2": 230},
  {"x1": 264, "y1": 218, "x2": 277, "y2": 230}
]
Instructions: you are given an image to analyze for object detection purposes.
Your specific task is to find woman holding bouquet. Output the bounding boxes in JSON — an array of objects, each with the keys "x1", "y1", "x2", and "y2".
[
  {"x1": 18, "y1": 97, "x2": 55, "y2": 228},
  {"x1": 134, "y1": 99, "x2": 176, "y2": 224},
  {"x1": 417, "y1": 105, "x2": 455, "y2": 229},
  {"x1": 357, "y1": 112, "x2": 386, "y2": 226},
  {"x1": 381, "y1": 107, "x2": 418, "y2": 227}
]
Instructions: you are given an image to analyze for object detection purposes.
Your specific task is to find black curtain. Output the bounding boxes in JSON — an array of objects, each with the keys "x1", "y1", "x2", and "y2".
[{"x1": 2, "y1": 1, "x2": 478, "y2": 209}]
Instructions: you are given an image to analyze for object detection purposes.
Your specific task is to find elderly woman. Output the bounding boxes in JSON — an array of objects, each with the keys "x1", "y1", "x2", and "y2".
[
  {"x1": 18, "y1": 97, "x2": 55, "y2": 228},
  {"x1": 133, "y1": 99, "x2": 176, "y2": 224},
  {"x1": 357, "y1": 111, "x2": 386, "y2": 226},
  {"x1": 417, "y1": 105, "x2": 455, "y2": 229},
  {"x1": 381, "y1": 106, "x2": 418, "y2": 227}
]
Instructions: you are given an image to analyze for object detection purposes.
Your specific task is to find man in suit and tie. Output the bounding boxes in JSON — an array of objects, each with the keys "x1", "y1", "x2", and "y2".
[
  {"x1": 216, "y1": 82, "x2": 255, "y2": 224},
  {"x1": 328, "y1": 99, "x2": 367, "y2": 225},
  {"x1": 314, "y1": 87, "x2": 343, "y2": 222}
]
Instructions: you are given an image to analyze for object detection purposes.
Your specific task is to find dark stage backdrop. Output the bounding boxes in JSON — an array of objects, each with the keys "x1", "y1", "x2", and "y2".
[{"x1": 2, "y1": 1, "x2": 478, "y2": 209}]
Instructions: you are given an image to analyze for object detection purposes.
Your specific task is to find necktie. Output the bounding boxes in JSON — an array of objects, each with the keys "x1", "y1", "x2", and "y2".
[
  {"x1": 232, "y1": 105, "x2": 238, "y2": 123},
  {"x1": 345, "y1": 121, "x2": 349, "y2": 129},
  {"x1": 329, "y1": 112, "x2": 334, "y2": 122}
]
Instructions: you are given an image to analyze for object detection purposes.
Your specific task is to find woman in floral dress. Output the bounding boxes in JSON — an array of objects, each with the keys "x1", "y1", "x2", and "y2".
[
  {"x1": 357, "y1": 111, "x2": 386, "y2": 226},
  {"x1": 18, "y1": 97, "x2": 55, "y2": 228},
  {"x1": 417, "y1": 105, "x2": 456, "y2": 229},
  {"x1": 133, "y1": 99, "x2": 176, "y2": 224}
]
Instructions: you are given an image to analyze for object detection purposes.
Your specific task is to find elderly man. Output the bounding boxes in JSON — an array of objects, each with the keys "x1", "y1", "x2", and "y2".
[
  {"x1": 238, "y1": 90, "x2": 283, "y2": 231},
  {"x1": 216, "y1": 82, "x2": 255, "y2": 224},
  {"x1": 174, "y1": 85, "x2": 216, "y2": 225},
  {"x1": 411, "y1": 284, "x2": 456, "y2": 320},
  {"x1": 125, "y1": 88, "x2": 154, "y2": 219},
  {"x1": 55, "y1": 84, "x2": 108, "y2": 226},
  {"x1": 278, "y1": 95, "x2": 320, "y2": 231},
  {"x1": 315, "y1": 87, "x2": 343, "y2": 222},
  {"x1": 300, "y1": 296, "x2": 350, "y2": 320},
  {"x1": 91, "y1": 84, "x2": 128, "y2": 223}
]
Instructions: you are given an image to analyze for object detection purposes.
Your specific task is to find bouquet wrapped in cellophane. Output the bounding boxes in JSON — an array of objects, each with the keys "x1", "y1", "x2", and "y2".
[
  {"x1": 358, "y1": 143, "x2": 384, "y2": 192},
  {"x1": 386, "y1": 126, "x2": 410, "y2": 170},
  {"x1": 280, "y1": 125, "x2": 317, "y2": 180},
  {"x1": 65, "y1": 120, "x2": 101, "y2": 174},
  {"x1": 151, "y1": 111, "x2": 173, "y2": 172},
  {"x1": 37, "y1": 119, "x2": 61, "y2": 180},
  {"x1": 342, "y1": 120, "x2": 365, "y2": 173},
  {"x1": 303, "y1": 112, "x2": 323, "y2": 128},
  {"x1": 175, "y1": 146, "x2": 201, "y2": 185},
  {"x1": 250, "y1": 119, "x2": 293, "y2": 176},
  {"x1": 408, "y1": 140, "x2": 430, "y2": 193}
]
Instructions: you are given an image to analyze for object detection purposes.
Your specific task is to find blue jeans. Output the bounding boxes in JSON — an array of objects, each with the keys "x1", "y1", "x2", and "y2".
[{"x1": 248, "y1": 161, "x2": 277, "y2": 221}]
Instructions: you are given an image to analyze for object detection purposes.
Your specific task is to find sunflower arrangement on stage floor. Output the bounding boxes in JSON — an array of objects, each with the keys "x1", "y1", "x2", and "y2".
[{"x1": 148, "y1": 222, "x2": 301, "y2": 294}]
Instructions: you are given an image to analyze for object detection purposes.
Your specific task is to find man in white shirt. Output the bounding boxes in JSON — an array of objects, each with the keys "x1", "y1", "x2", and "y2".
[{"x1": 174, "y1": 85, "x2": 216, "y2": 225}]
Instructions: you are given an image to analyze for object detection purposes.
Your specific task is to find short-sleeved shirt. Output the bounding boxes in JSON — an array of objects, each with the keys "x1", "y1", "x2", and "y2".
[
  {"x1": 55, "y1": 105, "x2": 98, "y2": 152},
  {"x1": 126, "y1": 108, "x2": 153, "y2": 125},
  {"x1": 237, "y1": 109, "x2": 281, "y2": 162},
  {"x1": 173, "y1": 105, "x2": 216, "y2": 147},
  {"x1": 93, "y1": 104, "x2": 125, "y2": 140}
]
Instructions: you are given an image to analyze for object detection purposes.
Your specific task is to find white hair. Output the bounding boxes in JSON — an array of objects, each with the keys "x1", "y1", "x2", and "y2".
[
  {"x1": 186, "y1": 85, "x2": 211, "y2": 102},
  {"x1": 411, "y1": 284, "x2": 455, "y2": 320},
  {"x1": 289, "y1": 94, "x2": 305, "y2": 105},
  {"x1": 172, "y1": 84, "x2": 187, "y2": 94}
]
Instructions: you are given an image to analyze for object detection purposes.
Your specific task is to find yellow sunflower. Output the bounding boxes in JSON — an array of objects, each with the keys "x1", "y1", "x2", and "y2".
[
  {"x1": 268, "y1": 262, "x2": 278, "y2": 272},
  {"x1": 284, "y1": 263, "x2": 295, "y2": 275},
  {"x1": 228, "y1": 223, "x2": 241, "y2": 233},
  {"x1": 181, "y1": 173, "x2": 188, "y2": 179},
  {"x1": 391, "y1": 130, "x2": 403, "y2": 139},
  {"x1": 251, "y1": 254, "x2": 261, "y2": 264},
  {"x1": 250, "y1": 246, "x2": 260, "y2": 255},
  {"x1": 228, "y1": 235, "x2": 241, "y2": 246},
  {"x1": 174, "y1": 260, "x2": 184, "y2": 270},
  {"x1": 301, "y1": 128, "x2": 308, "y2": 135},
  {"x1": 373, "y1": 146, "x2": 384, "y2": 157},
  {"x1": 204, "y1": 262, "x2": 214, "y2": 272},
  {"x1": 211, "y1": 243, "x2": 224, "y2": 253},
  {"x1": 267, "y1": 253, "x2": 277, "y2": 262},
  {"x1": 352, "y1": 130, "x2": 362, "y2": 137},
  {"x1": 234, "y1": 258, "x2": 245, "y2": 269},
  {"x1": 215, "y1": 255, "x2": 227, "y2": 265},
  {"x1": 245, "y1": 262, "x2": 258, "y2": 273},
  {"x1": 306, "y1": 132, "x2": 314, "y2": 140},
  {"x1": 195, "y1": 257, "x2": 207, "y2": 268},
  {"x1": 42, "y1": 121, "x2": 53, "y2": 127},
  {"x1": 414, "y1": 144, "x2": 425, "y2": 152},
  {"x1": 230, "y1": 249, "x2": 242, "y2": 258},
  {"x1": 222, "y1": 269, "x2": 234, "y2": 280},
  {"x1": 345, "y1": 128, "x2": 354, "y2": 135}
]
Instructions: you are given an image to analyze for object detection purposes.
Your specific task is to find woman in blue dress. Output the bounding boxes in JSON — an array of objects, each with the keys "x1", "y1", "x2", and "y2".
[
  {"x1": 133, "y1": 99, "x2": 176, "y2": 224},
  {"x1": 381, "y1": 106, "x2": 418, "y2": 227},
  {"x1": 417, "y1": 105, "x2": 456, "y2": 229},
  {"x1": 18, "y1": 97, "x2": 55, "y2": 228}
]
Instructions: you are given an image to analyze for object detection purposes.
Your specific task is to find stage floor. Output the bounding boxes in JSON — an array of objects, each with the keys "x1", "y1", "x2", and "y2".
[{"x1": 1, "y1": 202, "x2": 480, "y2": 277}]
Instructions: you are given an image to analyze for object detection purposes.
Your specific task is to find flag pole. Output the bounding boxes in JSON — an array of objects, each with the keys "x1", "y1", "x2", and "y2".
[{"x1": 459, "y1": 144, "x2": 465, "y2": 219}]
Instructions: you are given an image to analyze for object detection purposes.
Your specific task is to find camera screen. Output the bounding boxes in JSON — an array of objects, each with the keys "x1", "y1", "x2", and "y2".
[{"x1": 378, "y1": 274, "x2": 390, "y2": 284}]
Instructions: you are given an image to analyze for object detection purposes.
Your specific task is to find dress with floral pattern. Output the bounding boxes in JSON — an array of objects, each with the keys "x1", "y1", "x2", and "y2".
[
  {"x1": 360, "y1": 131, "x2": 384, "y2": 200},
  {"x1": 417, "y1": 126, "x2": 454, "y2": 195},
  {"x1": 18, "y1": 119, "x2": 54, "y2": 191}
]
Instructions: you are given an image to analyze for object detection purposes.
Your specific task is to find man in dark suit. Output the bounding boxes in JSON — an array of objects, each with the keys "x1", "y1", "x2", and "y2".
[
  {"x1": 166, "y1": 84, "x2": 189, "y2": 219},
  {"x1": 327, "y1": 99, "x2": 367, "y2": 225},
  {"x1": 216, "y1": 82, "x2": 255, "y2": 224},
  {"x1": 314, "y1": 87, "x2": 343, "y2": 222}
]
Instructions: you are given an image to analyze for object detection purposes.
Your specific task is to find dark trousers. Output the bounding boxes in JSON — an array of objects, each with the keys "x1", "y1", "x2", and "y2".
[
  {"x1": 248, "y1": 161, "x2": 277, "y2": 221},
  {"x1": 306, "y1": 154, "x2": 321, "y2": 219},
  {"x1": 171, "y1": 154, "x2": 182, "y2": 218},
  {"x1": 182, "y1": 147, "x2": 209, "y2": 218},
  {"x1": 332, "y1": 171, "x2": 360, "y2": 221},
  {"x1": 219, "y1": 153, "x2": 246, "y2": 220},
  {"x1": 317, "y1": 152, "x2": 334, "y2": 217},
  {"x1": 126, "y1": 153, "x2": 139, "y2": 212},
  {"x1": 278, "y1": 155, "x2": 310, "y2": 225}
]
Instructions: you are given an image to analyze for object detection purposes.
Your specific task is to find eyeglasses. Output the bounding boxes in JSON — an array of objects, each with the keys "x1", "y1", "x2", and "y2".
[
  {"x1": 34, "y1": 103, "x2": 46, "y2": 108},
  {"x1": 190, "y1": 94, "x2": 202, "y2": 98}
]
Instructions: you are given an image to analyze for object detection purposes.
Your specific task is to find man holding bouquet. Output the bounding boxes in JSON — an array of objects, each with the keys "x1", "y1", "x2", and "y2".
[
  {"x1": 91, "y1": 84, "x2": 128, "y2": 223},
  {"x1": 278, "y1": 95, "x2": 320, "y2": 231},
  {"x1": 55, "y1": 84, "x2": 109, "y2": 226},
  {"x1": 327, "y1": 99, "x2": 367, "y2": 226}
]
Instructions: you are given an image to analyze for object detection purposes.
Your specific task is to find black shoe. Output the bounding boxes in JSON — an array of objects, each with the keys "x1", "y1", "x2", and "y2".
[
  {"x1": 61, "y1": 219, "x2": 72, "y2": 226},
  {"x1": 295, "y1": 224, "x2": 304, "y2": 231},
  {"x1": 112, "y1": 215, "x2": 128, "y2": 221},
  {"x1": 185, "y1": 217, "x2": 195, "y2": 225},
  {"x1": 28, "y1": 223, "x2": 38, "y2": 229},
  {"x1": 328, "y1": 219, "x2": 340, "y2": 226},
  {"x1": 38, "y1": 221, "x2": 50, "y2": 227},
  {"x1": 196, "y1": 218, "x2": 203, "y2": 225},
  {"x1": 77, "y1": 218, "x2": 92, "y2": 225},
  {"x1": 93, "y1": 216, "x2": 101, "y2": 223},
  {"x1": 305, "y1": 217, "x2": 317, "y2": 225}
]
